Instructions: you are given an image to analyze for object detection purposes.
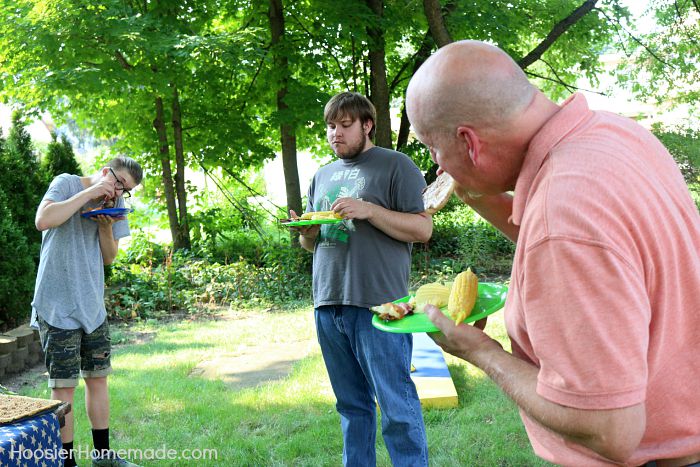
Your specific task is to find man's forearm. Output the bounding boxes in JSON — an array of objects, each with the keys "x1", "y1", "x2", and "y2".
[
  {"x1": 35, "y1": 193, "x2": 92, "y2": 231},
  {"x1": 472, "y1": 346, "x2": 645, "y2": 462},
  {"x1": 367, "y1": 204, "x2": 433, "y2": 244},
  {"x1": 98, "y1": 228, "x2": 118, "y2": 264}
]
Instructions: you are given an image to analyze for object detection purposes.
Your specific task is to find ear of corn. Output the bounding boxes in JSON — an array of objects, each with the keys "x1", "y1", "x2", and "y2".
[
  {"x1": 447, "y1": 268, "x2": 478, "y2": 325},
  {"x1": 414, "y1": 282, "x2": 451, "y2": 310},
  {"x1": 300, "y1": 211, "x2": 342, "y2": 220}
]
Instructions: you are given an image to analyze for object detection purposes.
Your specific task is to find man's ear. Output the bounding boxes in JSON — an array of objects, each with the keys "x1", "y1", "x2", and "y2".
[
  {"x1": 364, "y1": 121, "x2": 372, "y2": 135},
  {"x1": 456, "y1": 126, "x2": 480, "y2": 165}
]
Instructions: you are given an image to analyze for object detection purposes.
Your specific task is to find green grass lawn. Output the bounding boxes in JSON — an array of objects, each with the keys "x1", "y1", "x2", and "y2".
[{"x1": 20, "y1": 303, "x2": 552, "y2": 466}]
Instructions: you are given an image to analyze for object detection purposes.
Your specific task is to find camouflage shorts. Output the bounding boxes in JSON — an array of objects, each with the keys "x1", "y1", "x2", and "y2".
[{"x1": 37, "y1": 316, "x2": 113, "y2": 388}]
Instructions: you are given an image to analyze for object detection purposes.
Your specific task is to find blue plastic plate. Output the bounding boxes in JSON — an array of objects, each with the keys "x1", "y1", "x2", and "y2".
[{"x1": 81, "y1": 207, "x2": 133, "y2": 218}]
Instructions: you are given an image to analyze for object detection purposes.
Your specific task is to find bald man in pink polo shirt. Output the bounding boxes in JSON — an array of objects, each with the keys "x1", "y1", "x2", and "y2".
[{"x1": 406, "y1": 40, "x2": 700, "y2": 466}]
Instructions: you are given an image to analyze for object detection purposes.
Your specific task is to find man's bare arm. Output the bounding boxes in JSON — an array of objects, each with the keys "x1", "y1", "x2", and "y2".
[{"x1": 332, "y1": 197, "x2": 433, "y2": 243}]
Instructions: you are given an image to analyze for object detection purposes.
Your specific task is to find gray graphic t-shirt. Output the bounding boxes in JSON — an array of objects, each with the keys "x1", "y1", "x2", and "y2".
[
  {"x1": 307, "y1": 146, "x2": 426, "y2": 309},
  {"x1": 31, "y1": 174, "x2": 130, "y2": 333}
]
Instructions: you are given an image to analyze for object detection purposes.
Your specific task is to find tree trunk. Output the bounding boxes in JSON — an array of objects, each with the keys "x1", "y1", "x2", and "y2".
[
  {"x1": 365, "y1": 0, "x2": 392, "y2": 149},
  {"x1": 153, "y1": 97, "x2": 180, "y2": 247},
  {"x1": 269, "y1": 0, "x2": 302, "y2": 245},
  {"x1": 396, "y1": 33, "x2": 435, "y2": 151},
  {"x1": 171, "y1": 85, "x2": 191, "y2": 250},
  {"x1": 423, "y1": 0, "x2": 453, "y2": 47}
]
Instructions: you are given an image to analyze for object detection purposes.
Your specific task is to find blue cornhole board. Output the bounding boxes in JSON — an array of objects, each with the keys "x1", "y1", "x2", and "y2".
[{"x1": 410, "y1": 332, "x2": 458, "y2": 408}]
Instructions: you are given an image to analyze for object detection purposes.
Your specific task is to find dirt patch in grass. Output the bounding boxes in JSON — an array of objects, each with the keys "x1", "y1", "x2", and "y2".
[
  {"x1": 1, "y1": 362, "x2": 48, "y2": 394},
  {"x1": 190, "y1": 339, "x2": 319, "y2": 391}
]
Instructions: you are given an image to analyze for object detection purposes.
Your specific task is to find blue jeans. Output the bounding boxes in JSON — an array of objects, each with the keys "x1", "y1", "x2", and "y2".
[{"x1": 315, "y1": 305, "x2": 428, "y2": 467}]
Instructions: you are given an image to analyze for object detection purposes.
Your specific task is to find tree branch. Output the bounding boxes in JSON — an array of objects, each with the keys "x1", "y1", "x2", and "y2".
[
  {"x1": 114, "y1": 50, "x2": 133, "y2": 70},
  {"x1": 517, "y1": 0, "x2": 598, "y2": 69},
  {"x1": 240, "y1": 45, "x2": 271, "y2": 113},
  {"x1": 596, "y1": 7, "x2": 673, "y2": 70},
  {"x1": 539, "y1": 58, "x2": 577, "y2": 93},
  {"x1": 423, "y1": 0, "x2": 453, "y2": 47},
  {"x1": 524, "y1": 70, "x2": 607, "y2": 95},
  {"x1": 692, "y1": 0, "x2": 700, "y2": 15},
  {"x1": 289, "y1": 12, "x2": 349, "y2": 87}
]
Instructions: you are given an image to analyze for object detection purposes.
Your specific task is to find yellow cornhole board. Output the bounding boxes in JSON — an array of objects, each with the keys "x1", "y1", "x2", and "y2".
[{"x1": 410, "y1": 333, "x2": 458, "y2": 409}]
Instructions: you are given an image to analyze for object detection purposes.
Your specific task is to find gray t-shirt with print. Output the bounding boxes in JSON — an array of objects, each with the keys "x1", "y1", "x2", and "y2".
[
  {"x1": 31, "y1": 174, "x2": 130, "y2": 333},
  {"x1": 307, "y1": 146, "x2": 426, "y2": 309}
]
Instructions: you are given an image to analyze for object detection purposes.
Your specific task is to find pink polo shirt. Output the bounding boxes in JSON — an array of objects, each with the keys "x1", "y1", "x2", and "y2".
[{"x1": 505, "y1": 93, "x2": 700, "y2": 465}]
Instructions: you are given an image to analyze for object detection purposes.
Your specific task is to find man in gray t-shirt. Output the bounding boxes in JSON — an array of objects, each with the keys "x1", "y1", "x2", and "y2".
[
  {"x1": 292, "y1": 92, "x2": 433, "y2": 466},
  {"x1": 32, "y1": 156, "x2": 143, "y2": 467}
]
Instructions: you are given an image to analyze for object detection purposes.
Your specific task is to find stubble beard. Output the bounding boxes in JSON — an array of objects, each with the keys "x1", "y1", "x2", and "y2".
[{"x1": 334, "y1": 134, "x2": 368, "y2": 160}]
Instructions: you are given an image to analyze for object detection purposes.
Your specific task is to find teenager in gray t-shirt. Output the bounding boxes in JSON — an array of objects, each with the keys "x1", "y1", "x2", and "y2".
[
  {"x1": 32, "y1": 157, "x2": 143, "y2": 467},
  {"x1": 294, "y1": 92, "x2": 433, "y2": 466},
  {"x1": 32, "y1": 173, "x2": 130, "y2": 333},
  {"x1": 308, "y1": 146, "x2": 426, "y2": 308}
]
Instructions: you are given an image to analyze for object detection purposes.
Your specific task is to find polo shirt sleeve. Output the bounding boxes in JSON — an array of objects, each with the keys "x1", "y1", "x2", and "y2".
[{"x1": 521, "y1": 237, "x2": 650, "y2": 410}]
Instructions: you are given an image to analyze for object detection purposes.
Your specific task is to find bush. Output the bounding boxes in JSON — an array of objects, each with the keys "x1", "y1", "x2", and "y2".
[
  {"x1": 42, "y1": 132, "x2": 83, "y2": 184},
  {"x1": 0, "y1": 112, "x2": 44, "y2": 261},
  {"x1": 413, "y1": 200, "x2": 515, "y2": 278},
  {"x1": 0, "y1": 189, "x2": 35, "y2": 328},
  {"x1": 652, "y1": 124, "x2": 700, "y2": 210},
  {"x1": 105, "y1": 239, "x2": 313, "y2": 319}
]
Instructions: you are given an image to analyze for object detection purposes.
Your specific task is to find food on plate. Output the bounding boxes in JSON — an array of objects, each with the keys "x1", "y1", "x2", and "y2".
[
  {"x1": 422, "y1": 171, "x2": 456, "y2": 215},
  {"x1": 414, "y1": 282, "x2": 451, "y2": 310},
  {"x1": 447, "y1": 268, "x2": 479, "y2": 325},
  {"x1": 371, "y1": 269, "x2": 479, "y2": 324},
  {"x1": 370, "y1": 301, "x2": 415, "y2": 321},
  {"x1": 300, "y1": 211, "x2": 342, "y2": 221}
]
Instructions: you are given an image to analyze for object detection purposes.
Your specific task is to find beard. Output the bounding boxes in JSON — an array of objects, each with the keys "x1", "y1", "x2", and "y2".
[{"x1": 333, "y1": 134, "x2": 368, "y2": 159}]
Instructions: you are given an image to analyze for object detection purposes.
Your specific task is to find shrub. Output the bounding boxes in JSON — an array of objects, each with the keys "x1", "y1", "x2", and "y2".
[
  {"x1": 106, "y1": 239, "x2": 313, "y2": 319},
  {"x1": 42, "y1": 132, "x2": 83, "y2": 184},
  {"x1": 0, "y1": 188, "x2": 35, "y2": 328},
  {"x1": 0, "y1": 112, "x2": 44, "y2": 260},
  {"x1": 652, "y1": 124, "x2": 700, "y2": 210},
  {"x1": 414, "y1": 200, "x2": 515, "y2": 278}
]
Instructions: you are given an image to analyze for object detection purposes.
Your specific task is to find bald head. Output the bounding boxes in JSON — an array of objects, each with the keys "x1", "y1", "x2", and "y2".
[{"x1": 406, "y1": 40, "x2": 536, "y2": 137}]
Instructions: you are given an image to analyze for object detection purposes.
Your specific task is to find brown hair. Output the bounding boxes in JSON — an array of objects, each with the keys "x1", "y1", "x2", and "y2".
[
  {"x1": 324, "y1": 92, "x2": 376, "y2": 139},
  {"x1": 107, "y1": 156, "x2": 143, "y2": 185}
]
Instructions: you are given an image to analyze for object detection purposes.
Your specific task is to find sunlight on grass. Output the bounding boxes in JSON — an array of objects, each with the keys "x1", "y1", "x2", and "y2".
[{"x1": 19, "y1": 301, "x2": 551, "y2": 466}]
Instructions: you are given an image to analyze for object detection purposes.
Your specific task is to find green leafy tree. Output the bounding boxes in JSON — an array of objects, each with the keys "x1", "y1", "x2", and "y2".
[
  {"x1": 616, "y1": 0, "x2": 700, "y2": 108},
  {"x1": 0, "y1": 0, "x2": 273, "y2": 250},
  {"x1": 0, "y1": 112, "x2": 43, "y2": 259},
  {"x1": 651, "y1": 124, "x2": 700, "y2": 210},
  {"x1": 42, "y1": 132, "x2": 83, "y2": 185}
]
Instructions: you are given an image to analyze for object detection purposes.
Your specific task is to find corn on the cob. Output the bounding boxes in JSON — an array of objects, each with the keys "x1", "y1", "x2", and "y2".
[
  {"x1": 300, "y1": 211, "x2": 342, "y2": 220},
  {"x1": 414, "y1": 282, "x2": 450, "y2": 310},
  {"x1": 447, "y1": 268, "x2": 478, "y2": 325}
]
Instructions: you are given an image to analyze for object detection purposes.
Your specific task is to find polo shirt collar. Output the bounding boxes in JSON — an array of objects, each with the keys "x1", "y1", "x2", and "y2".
[{"x1": 511, "y1": 92, "x2": 592, "y2": 226}]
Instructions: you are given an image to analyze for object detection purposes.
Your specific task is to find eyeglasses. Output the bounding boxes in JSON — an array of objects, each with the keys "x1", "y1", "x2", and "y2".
[{"x1": 108, "y1": 167, "x2": 132, "y2": 198}]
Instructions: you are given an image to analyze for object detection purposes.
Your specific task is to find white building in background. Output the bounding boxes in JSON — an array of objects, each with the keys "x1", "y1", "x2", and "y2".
[{"x1": 0, "y1": 105, "x2": 54, "y2": 144}]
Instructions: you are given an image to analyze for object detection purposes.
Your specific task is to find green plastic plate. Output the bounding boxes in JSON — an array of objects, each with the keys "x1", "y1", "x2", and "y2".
[
  {"x1": 371, "y1": 282, "x2": 508, "y2": 334},
  {"x1": 281, "y1": 218, "x2": 342, "y2": 226}
]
